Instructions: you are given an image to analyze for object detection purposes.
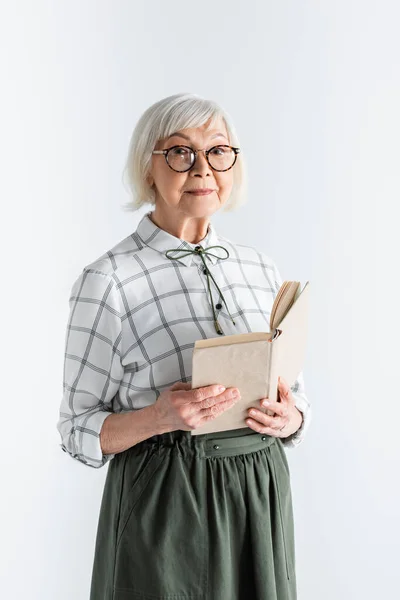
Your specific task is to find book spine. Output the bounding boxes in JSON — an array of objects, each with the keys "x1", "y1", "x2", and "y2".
[
  {"x1": 269, "y1": 337, "x2": 281, "y2": 405},
  {"x1": 265, "y1": 339, "x2": 276, "y2": 416}
]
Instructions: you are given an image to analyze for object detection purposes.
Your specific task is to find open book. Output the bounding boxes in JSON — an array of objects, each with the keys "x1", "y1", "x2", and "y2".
[{"x1": 190, "y1": 281, "x2": 310, "y2": 436}]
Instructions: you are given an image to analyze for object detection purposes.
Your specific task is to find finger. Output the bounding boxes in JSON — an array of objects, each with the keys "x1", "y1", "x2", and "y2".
[
  {"x1": 246, "y1": 417, "x2": 285, "y2": 436},
  {"x1": 278, "y1": 377, "x2": 290, "y2": 398},
  {"x1": 259, "y1": 399, "x2": 288, "y2": 418},
  {"x1": 269, "y1": 417, "x2": 286, "y2": 431},
  {"x1": 248, "y1": 406, "x2": 289, "y2": 431},
  {"x1": 278, "y1": 389, "x2": 290, "y2": 407},
  {"x1": 188, "y1": 384, "x2": 229, "y2": 403},
  {"x1": 247, "y1": 407, "x2": 277, "y2": 428}
]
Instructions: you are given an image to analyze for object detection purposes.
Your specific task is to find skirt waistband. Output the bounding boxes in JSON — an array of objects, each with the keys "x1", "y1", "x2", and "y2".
[{"x1": 140, "y1": 426, "x2": 277, "y2": 458}]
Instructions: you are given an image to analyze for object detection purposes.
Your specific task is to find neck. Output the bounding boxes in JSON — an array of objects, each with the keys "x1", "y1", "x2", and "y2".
[{"x1": 149, "y1": 206, "x2": 210, "y2": 244}]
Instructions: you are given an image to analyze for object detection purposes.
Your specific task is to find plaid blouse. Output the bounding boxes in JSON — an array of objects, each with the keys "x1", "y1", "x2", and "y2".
[{"x1": 57, "y1": 210, "x2": 312, "y2": 468}]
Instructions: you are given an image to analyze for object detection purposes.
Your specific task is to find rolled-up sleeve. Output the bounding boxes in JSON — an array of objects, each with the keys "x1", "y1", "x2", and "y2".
[
  {"x1": 270, "y1": 259, "x2": 312, "y2": 449},
  {"x1": 281, "y1": 369, "x2": 312, "y2": 448},
  {"x1": 56, "y1": 268, "x2": 124, "y2": 468}
]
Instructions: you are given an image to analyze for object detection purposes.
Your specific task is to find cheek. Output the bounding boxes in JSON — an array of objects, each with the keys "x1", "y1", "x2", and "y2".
[
  {"x1": 154, "y1": 169, "x2": 186, "y2": 197},
  {"x1": 216, "y1": 173, "x2": 234, "y2": 199}
]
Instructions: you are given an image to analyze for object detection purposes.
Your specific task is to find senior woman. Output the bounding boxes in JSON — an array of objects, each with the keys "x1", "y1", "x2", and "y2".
[{"x1": 57, "y1": 92, "x2": 311, "y2": 600}]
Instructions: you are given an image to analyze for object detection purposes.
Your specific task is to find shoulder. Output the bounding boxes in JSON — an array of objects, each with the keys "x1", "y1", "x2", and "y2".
[
  {"x1": 80, "y1": 230, "x2": 145, "y2": 281},
  {"x1": 68, "y1": 231, "x2": 146, "y2": 304}
]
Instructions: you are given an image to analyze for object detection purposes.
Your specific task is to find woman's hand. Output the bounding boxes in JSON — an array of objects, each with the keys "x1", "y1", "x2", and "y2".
[
  {"x1": 153, "y1": 381, "x2": 241, "y2": 433},
  {"x1": 245, "y1": 376, "x2": 303, "y2": 438}
]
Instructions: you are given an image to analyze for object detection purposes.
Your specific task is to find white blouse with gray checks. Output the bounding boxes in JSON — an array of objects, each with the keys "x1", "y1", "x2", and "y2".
[{"x1": 57, "y1": 211, "x2": 312, "y2": 468}]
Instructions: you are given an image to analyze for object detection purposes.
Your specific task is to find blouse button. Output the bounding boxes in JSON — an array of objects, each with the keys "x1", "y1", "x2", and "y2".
[
  {"x1": 261, "y1": 435, "x2": 267, "y2": 441},
  {"x1": 215, "y1": 303, "x2": 222, "y2": 310},
  {"x1": 203, "y1": 268, "x2": 207, "y2": 274},
  {"x1": 213, "y1": 444, "x2": 220, "y2": 450}
]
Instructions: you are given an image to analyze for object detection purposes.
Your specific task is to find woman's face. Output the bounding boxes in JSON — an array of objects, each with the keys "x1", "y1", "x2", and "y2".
[{"x1": 148, "y1": 118, "x2": 234, "y2": 219}]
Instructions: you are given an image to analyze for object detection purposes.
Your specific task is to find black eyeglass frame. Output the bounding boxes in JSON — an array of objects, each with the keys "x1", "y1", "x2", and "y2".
[{"x1": 152, "y1": 144, "x2": 241, "y2": 173}]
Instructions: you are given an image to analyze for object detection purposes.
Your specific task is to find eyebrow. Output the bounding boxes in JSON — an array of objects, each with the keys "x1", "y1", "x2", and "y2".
[{"x1": 165, "y1": 132, "x2": 228, "y2": 143}]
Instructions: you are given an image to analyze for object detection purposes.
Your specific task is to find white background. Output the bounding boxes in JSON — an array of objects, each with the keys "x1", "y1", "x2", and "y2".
[{"x1": 1, "y1": 1, "x2": 399, "y2": 598}]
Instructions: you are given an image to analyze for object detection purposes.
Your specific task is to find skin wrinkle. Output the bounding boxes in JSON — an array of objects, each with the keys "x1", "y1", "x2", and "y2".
[{"x1": 148, "y1": 118, "x2": 234, "y2": 244}]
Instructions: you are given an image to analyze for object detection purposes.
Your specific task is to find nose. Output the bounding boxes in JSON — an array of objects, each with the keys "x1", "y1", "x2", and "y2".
[{"x1": 190, "y1": 150, "x2": 212, "y2": 177}]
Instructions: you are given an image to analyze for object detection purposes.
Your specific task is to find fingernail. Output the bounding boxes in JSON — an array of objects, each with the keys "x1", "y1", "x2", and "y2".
[
  {"x1": 262, "y1": 400, "x2": 270, "y2": 407},
  {"x1": 218, "y1": 386, "x2": 226, "y2": 392}
]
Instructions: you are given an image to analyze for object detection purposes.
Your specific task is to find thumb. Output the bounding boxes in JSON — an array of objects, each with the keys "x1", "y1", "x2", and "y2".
[{"x1": 278, "y1": 376, "x2": 290, "y2": 397}]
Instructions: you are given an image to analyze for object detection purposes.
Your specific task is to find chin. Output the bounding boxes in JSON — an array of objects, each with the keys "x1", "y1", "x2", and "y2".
[
  {"x1": 186, "y1": 194, "x2": 219, "y2": 206},
  {"x1": 187, "y1": 204, "x2": 219, "y2": 216}
]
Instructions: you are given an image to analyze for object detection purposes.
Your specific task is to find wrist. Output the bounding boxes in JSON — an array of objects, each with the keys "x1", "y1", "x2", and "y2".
[
  {"x1": 293, "y1": 406, "x2": 303, "y2": 432},
  {"x1": 147, "y1": 403, "x2": 174, "y2": 436}
]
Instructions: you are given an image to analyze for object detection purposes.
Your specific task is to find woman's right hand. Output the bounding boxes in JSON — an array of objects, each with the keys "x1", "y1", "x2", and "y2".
[{"x1": 152, "y1": 381, "x2": 241, "y2": 433}]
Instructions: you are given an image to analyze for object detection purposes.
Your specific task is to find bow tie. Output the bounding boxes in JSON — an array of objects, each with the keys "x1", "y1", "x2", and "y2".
[{"x1": 164, "y1": 244, "x2": 237, "y2": 335}]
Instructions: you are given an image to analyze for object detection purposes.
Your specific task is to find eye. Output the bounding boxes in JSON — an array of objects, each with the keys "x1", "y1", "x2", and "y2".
[
  {"x1": 170, "y1": 146, "x2": 191, "y2": 156},
  {"x1": 210, "y1": 146, "x2": 228, "y2": 155}
]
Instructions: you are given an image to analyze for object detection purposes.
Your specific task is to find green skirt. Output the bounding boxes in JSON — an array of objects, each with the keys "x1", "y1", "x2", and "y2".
[{"x1": 89, "y1": 426, "x2": 297, "y2": 600}]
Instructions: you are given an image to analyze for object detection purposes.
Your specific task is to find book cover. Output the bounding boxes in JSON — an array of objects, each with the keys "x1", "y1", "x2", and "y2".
[{"x1": 190, "y1": 281, "x2": 310, "y2": 436}]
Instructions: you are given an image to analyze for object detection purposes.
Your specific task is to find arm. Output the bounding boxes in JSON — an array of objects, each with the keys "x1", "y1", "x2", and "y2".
[
  {"x1": 99, "y1": 404, "x2": 167, "y2": 456},
  {"x1": 270, "y1": 259, "x2": 312, "y2": 448},
  {"x1": 57, "y1": 268, "x2": 145, "y2": 468}
]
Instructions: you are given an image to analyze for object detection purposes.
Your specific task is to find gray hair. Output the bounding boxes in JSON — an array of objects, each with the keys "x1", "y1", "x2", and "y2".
[{"x1": 121, "y1": 93, "x2": 248, "y2": 213}]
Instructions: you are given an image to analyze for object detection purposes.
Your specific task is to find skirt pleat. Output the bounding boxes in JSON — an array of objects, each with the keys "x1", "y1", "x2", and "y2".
[{"x1": 89, "y1": 427, "x2": 297, "y2": 600}]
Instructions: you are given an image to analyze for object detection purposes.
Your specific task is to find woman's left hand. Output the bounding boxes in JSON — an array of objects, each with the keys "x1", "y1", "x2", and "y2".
[{"x1": 245, "y1": 376, "x2": 303, "y2": 438}]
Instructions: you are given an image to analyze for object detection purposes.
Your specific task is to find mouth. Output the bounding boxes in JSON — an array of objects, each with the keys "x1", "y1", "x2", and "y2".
[{"x1": 186, "y1": 189, "x2": 215, "y2": 196}]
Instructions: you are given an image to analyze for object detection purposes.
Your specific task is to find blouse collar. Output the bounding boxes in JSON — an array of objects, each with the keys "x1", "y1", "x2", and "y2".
[{"x1": 136, "y1": 210, "x2": 223, "y2": 267}]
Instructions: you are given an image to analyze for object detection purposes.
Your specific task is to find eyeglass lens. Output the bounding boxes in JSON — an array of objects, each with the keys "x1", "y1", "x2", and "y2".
[{"x1": 166, "y1": 146, "x2": 235, "y2": 171}]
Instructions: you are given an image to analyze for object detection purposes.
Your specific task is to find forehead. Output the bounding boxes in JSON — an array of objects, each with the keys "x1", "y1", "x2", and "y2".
[{"x1": 164, "y1": 118, "x2": 229, "y2": 143}]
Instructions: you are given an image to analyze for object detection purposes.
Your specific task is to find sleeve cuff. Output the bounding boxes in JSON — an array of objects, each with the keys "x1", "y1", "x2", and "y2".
[
  {"x1": 59, "y1": 410, "x2": 116, "y2": 468},
  {"x1": 281, "y1": 392, "x2": 312, "y2": 449}
]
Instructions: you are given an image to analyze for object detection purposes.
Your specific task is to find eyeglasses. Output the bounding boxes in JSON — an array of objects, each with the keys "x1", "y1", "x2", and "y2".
[{"x1": 152, "y1": 144, "x2": 240, "y2": 173}]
